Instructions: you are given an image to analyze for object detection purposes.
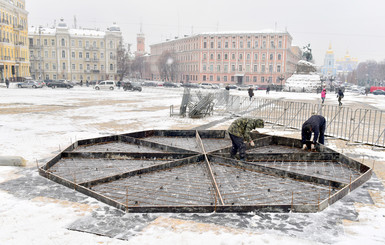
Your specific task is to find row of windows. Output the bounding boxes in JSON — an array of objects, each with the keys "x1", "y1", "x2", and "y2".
[
  {"x1": 202, "y1": 64, "x2": 282, "y2": 73},
  {"x1": 0, "y1": 30, "x2": 28, "y2": 46},
  {"x1": 30, "y1": 50, "x2": 115, "y2": 59},
  {"x1": 33, "y1": 63, "x2": 115, "y2": 71},
  {"x1": 31, "y1": 38, "x2": 117, "y2": 49},
  {"x1": 0, "y1": 10, "x2": 27, "y2": 28},
  {"x1": 202, "y1": 53, "x2": 282, "y2": 61},
  {"x1": 203, "y1": 40, "x2": 283, "y2": 49},
  {"x1": 202, "y1": 75, "x2": 278, "y2": 83}
]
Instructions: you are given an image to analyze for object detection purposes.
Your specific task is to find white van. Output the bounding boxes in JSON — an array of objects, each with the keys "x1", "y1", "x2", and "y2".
[{"x1": 94, "y1": 80, "x2": 116, "y2": 90}]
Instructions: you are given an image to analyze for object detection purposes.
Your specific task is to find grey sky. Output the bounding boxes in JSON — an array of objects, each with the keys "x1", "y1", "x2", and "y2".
[{"x1": 27, "y1": 0, "x2": 385, "y2": 65}]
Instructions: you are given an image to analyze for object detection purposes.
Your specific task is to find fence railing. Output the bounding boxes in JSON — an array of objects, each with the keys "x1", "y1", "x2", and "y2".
[{"x1": 222, "y1": 96, "x2": 385, "y2": 148}]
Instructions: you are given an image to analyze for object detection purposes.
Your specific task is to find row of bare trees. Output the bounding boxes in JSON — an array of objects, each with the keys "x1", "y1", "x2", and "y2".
[
  {"x1": 339, "y1": 60, "x2": 385, "y2": 86},
  {"x1": 117, "y1": 44, "x2": 180, "y2": 82}
]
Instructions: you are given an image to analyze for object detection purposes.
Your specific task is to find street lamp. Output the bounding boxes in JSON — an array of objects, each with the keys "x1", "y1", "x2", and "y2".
[
  {"x1": 278, "y1": 74, "x2": 285, "y2": 91},
  {"x1": 329, "y1": 75, "x2": 335, "y2": 92}
]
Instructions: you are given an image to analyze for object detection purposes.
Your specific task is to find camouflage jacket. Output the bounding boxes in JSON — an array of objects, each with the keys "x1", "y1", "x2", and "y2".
[{"x1": 228, "y1": 118, "x2": 264, "y2": 142}]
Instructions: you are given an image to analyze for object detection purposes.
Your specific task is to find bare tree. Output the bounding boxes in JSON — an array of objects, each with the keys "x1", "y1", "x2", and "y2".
[
  {"x1": 116, "y1": 44, "x2": 131, "y2": 81},
  {"x1": 131, "y1": 56, "x2": 146, "y2": 79},
  {"x1": 157, "y1": 50, "x2": 179, "y2": 82}
]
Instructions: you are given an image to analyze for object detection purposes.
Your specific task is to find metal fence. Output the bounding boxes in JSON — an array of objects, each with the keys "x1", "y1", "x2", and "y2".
[{"x1": 223, "y1": 96, "x2": 385, "y2": 148}]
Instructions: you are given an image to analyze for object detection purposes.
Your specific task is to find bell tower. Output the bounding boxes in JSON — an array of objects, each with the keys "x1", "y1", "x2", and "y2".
[{"x1": 136, "y1": 23, "x2": 145, "y2": 56}]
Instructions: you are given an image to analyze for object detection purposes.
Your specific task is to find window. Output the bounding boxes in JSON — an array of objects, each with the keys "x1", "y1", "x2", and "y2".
[
  {"x1": 246, "y1": 65, "x2": 250, "y2": 72},
  {"x1": 86, "y1": 41, "x2": 89, "y2": 48},
  {"x1": 44, "y1": 51, "x2": 48, "y2": 58},
  {"x1": 225, "y1": 41, "x2": 228, "y2": 48},
  {"x1": 231, "y1": 64, "x2": 235, "y2": 72},
  {"x1": 247, "y1": 41, "x2": 251, "y2": 48},
  {"x1": 231, "y1": 76, "x2": 234, "y2": 82},
  {"x1": 203, "y1": 75, "x2": 206, "y2": 81},
  {"x1": 217, "y1": 65, "x2": 220, "y2": 72},
  {"x1": 269, "y1": 64, "x2": 273, "y2": 72},
  {"x1": 231, "y1": 53, "x2": 235, "y2": 60},
  {"x1": 239, "y1": 53, "x2": 243, "y2": 60},
  {"x1": 277, "y1": 65, "x2": 281, "y2": 73},
  {"x1": 61, "y1": 50, "x2": 65, "y2": 58},
  {"x1": 79, "y1": 64, "x2": 83, "y2": 70},
  {"x1": 261, "y1": 77, "x2": 265, "y2": 83},
  {"x1": 203, "y1": 64, "x2": 207, "y2": 71},
  {"x1": 217, "y1": 54, "x2": 221, "y2": 60},
  {"x1": 217, "y1": 76, "x2": 220, "y2": 81},
  {"x1": 224, "y1": 76, "x2": 227, "y2": 82},
  {"x1": 270, "y1": 41, "x2": 275, "y2": 48},
  {"x1": 262, "y1": 41, "x2": 266, "y2": 48},
  {"x1": 204, "y1": 42, "x2": 207, "y2": 48},
  {"x1": 62, "y1": 62, "x2": 66, "y2": 70},
  {"x1": 109, "y1": 41, "x2": 114, "y2": 48},
  {"x1": 44, "y1": 39, "x2": 47, "y2": 46},
  {"x1": 101, "y1": 65, "x2": 104, "y2": 70},
  {"x1": 270, "y1": 54, "x2": 274, "y2": 60},
  {"x1": 86, "y1": 52, "x2": 90, "y2": 59},
  {"x1": 262, "y1": 53, "x2": 266, "y2": 60},
  {"x1": 61, "y1": 38, "x2": 65, "y2": 47},
  {"x1": 261, "y1": 64, "x2": 265, "y2": 72},
  {"x1": 51, "y1": 39, "x2": 55, "y2": 46},
  {"x1": 247, "y1": 53, "x2": 250, "y2": 60},
  {"x1": 210, "y1": 64, "x2": 213, "y2": 72},
  {"x1": 210, "y1": 75, "x2": 213, "y2": 81},
  {"x1": 245, "y1": 76, "x2": 249, "y2": 82},
  {"x1": 254, "y1": 65, "x2": 258, "y2": 72},
  {"x1": 254, "y1": 41, "x2": 258, "y2": 48},
  {"x1": 79, "y1": 52, "x2": 83, "y2": 58},
  {"x1": 72, "y1": 64, "x2": 75, "y2": 70},
  {"x1": 72, "y1": 52, "x2": 75, "y2": 58},
  {"x1": 278, "y1": 40, "x2": 282, "y2": 48},
  {"x1": 238, "y1": 65, "x2": 242, "y2": 72},
  {"x1": 101, "y1": 53, "x2": 104, "y2": 59},
  {"x1": 224, "y1": 53, "x2": 228, "y2": 60},
  {"x1": 78, "y1": 40, "x2": 82, "y2": 47},
  {"x1": 253, "y1": 76, "x2": 257, "y2": 82},
  {"x1": 100, "y1": 41, "x2": 104, "y2": 47},
  {"x1": 210, "y1": 53, "x2": 214, "y2": 60},
  {"x1": 232, "y1": 41, "x2": 236, "y2": 48},
  {"x1": 278, "y1": 54, "x2": 282, "y2": 60},
  {"x1": 210, "y1": 42, "x2": 214, "y2": 48},
  {"x1": 218, "y1": 41, "x2": 221, "y2": 48},
  {"x1": 52, "y1": 63, "x2": 56, "y2": 70},
  {"x1": 110, "y1": 52, "x2": 113, "y2": 59},
  {"x1": 240, "y1": 41, "x2": 243, "y2": 48},
  {"x1": 224, "y1": 64, "x2": 228, "y2": 72},
  {"x1": 45, "y1": 63, "x2": 49, "y2": 69},
  {"x1": 71, "y1": 40, "x2": 75, "y2": 46},
  {"x1": 94, "y1": 64, "x2": 97, "y2": 70},
  {"x1": 87, "y1": 64, "x2": 90, "y2": 70}
]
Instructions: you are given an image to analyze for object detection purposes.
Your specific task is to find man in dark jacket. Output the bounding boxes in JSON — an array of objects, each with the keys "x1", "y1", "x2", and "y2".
[
  {"x1": 228, "y1": 118, "x2": 264, "y2": 160},
  {"x1": 301, "y1": 115, "x2": 326, "y2": 150},
  {"x1": 337, "y1": 88, "x2": 344, "y2": 106},
  {"x1": 248, "y1": 87, "x2": 254, "y2": 101}
]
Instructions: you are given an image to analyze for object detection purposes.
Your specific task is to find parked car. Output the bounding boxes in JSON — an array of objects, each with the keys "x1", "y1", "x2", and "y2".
[
  {"x1": 142, "y1": 81, "x2": 158, "y2": 87},
  {"x1": 182, "y1": 83, "x2": 200, "y2": 89},
  {"x1": 200, "y1": 83, "x2": 213, "y2": 89},
  {"x1": 163, "y1": 82, "x2": 180, "y2": 88},
  {"x1": 94, "y1": 80, "x2": 116, "y2": 90},
  {"x1": 17, "y1": 80, "x2": 44, "y2": 88},
  {"x1": 227, "y1": 85, "x2": 238, "y2": 90},
  {"x1": 46, "y1": 80, "x2": 74, "y2": 89},
  {"x1": 123, "y1": 81, "x2": 142, "y2": 92},
  {"x1": 238, "y1": 85, "x2": 253, "y2": 91},
  {"x1": 372, "y1": 89, "x2": 385, "y2": 95}
]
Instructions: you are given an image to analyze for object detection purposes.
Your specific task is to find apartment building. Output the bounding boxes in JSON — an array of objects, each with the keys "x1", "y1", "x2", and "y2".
[
  {"x1": 28, "y1": 19, "x2": 122, "y2": 82},
  {"x1": 146, "y1": 30, "x2": 301, "y2": 86},
  {"x1": 0, "y1": 0, "x2": 29, "y2": 81}
]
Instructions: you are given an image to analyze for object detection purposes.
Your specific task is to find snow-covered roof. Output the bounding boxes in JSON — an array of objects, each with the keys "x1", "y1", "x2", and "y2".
[
  {"x1": 201, "y1": 29, "x2": 288, "y2": 35},
  {"x1": 29, "y1": 26, "x2": 107, "y2": 38}
]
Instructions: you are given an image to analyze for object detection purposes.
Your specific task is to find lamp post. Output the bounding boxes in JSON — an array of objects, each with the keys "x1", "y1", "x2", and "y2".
[
  {"x1": 278, "y1": 74, "x2": 285, "y2": 91},
  {"x1": 329, "y1": 75, "x2": 335, "y2": 92}
]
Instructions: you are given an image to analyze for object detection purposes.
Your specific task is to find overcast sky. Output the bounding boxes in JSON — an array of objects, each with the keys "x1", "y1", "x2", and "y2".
[{"x1": 27, "y1": 0, "x2": 385, "y2": 65}]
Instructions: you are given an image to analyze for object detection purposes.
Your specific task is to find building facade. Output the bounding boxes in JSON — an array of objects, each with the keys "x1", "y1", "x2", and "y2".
[
  {"x1": 0, "y1": 0, "x2": 29, "y2": 82},
  {"x1": 336, "y1": 51, "x2": 358, "y2": 77},
  {"x1": 28, "y1": 19, "x2": 122, "y2": 82},
  {"x1": 145, "y1": 30, "x2": 301, "y2": 86}
]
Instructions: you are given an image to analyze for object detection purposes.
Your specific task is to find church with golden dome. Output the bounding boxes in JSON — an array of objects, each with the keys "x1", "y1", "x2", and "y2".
[
  {"x1": 321, "y1": 43, "x2": 358, "y2": 78},
  {"x1": 321, "y1": 43, "x2": 337, "y2": 76}
]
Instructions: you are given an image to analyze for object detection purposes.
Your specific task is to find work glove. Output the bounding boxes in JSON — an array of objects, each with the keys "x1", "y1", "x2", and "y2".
[
  {"x1": 250, "y1": 140, "x2": 255, "y2": 147},
  {"x1": 302, "y1": 144, "x2": 307, "y2": 150},
  {"x1": 311, "y1": 144, "x2": 316, "y2": 151}
]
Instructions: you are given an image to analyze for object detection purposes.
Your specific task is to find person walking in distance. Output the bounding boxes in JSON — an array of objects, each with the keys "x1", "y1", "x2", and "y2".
[
  {"x1": 337, "y1": 88, "x2": 344, "y2": 106},
  {"x1": 248, "y1": 87, "x2": 254, "y2": 101},
  {"x1": 321, "y1": 88, "x2": 326, "y2": 104},
  {"x1": 227, "y1": 117, "x2": 264, "y2": 161}
]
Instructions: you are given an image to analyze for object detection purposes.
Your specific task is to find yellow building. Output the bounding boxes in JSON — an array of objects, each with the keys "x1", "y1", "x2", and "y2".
[{"x1": 0, "y1": 0, "x2": 29, "y2": 82}]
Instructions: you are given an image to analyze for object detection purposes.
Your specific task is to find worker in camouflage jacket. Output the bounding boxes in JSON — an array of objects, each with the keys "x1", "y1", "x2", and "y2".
[{"x1": 228, "y1": 117, "x2": 264, "y2": 161}]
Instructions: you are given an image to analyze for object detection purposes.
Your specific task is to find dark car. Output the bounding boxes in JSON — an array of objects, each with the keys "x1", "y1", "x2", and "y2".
[
  {"x1": 373, "y1": 89, "x2": 385, "y2": 95},
  {"x1": 123, "y1": 81, "x2": 142, "y2": 92},
  {"x1": 47, "y1": 80, "x2": 74, "y2": 89},
  {"x1": 163, "y1": 82, "x2": 180, "y2": 88}
]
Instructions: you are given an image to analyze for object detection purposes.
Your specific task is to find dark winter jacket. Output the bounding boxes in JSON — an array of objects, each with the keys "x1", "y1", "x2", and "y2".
[
  {"x1": 248, "y1": 88, "x2": 254, "y2": 97},
  {"x1": 301, "y1": 115, "x2": 326, "y2": 144},
  {"x1": 228, "y1": 118, "x2": 264, "y2": 142},
  {"x1": 337, "y1": 90, "x2": 344, "y2": 98}
]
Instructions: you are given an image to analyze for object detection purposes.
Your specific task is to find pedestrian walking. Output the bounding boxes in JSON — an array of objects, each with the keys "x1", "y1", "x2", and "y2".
[
  {"x1": 337, "y1": 88, "x2": 344, "y2": 106},
  {"x1": 321, "y1": 88, "x2": 326, "y2": 104},
  {"x1": 228, "y1": 117, "x2": 264, "y2": 161},
  {"x1": 301, "y1": 115, "x2": 326, "y2": 151},
  {"x1": 5, "y1": 78, "x2": 9, "y2": 88},
  {"x1": 117, "y1": 81, "x2": 121, "y2": 89},
  {"x1": 266, "y1": 86, "x2": 270, "y2": 94},
  {"x1": 80, "y1": 80, "x2": 83, "y2": 87},
  {"x1": 248, "y1": 87, "x2": 254, "y2": 101},
  {"x1": 86, "y1": 80, "x2": 89, "y2": 87}
]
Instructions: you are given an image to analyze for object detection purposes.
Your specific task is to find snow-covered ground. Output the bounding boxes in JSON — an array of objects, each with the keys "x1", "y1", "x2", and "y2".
[{"x1": 0, "y1": 85, "x2": 384, "y2": 244}]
